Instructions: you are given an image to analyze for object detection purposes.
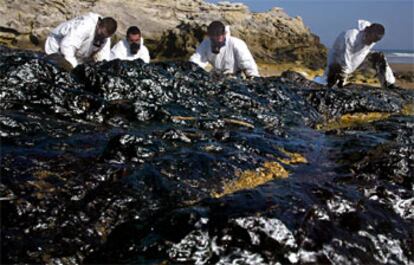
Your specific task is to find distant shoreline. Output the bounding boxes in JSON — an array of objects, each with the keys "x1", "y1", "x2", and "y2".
[
  {"x1": 258, "y1": 62, "x2": 414, "y2": 89},
  {"x1": 381, "y1": 50, "x2": 414, "y2": 65},
  {"x1": 391, "y1": 63, "x2": 414, "y2": 89}
]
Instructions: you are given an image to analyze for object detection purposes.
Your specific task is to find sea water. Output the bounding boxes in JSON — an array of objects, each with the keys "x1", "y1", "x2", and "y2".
[{"x1": 380, "y1": 49, "x2": 414, "y2": 64}]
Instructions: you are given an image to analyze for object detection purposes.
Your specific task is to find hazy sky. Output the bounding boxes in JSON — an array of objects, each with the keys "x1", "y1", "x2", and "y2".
[{"x1": 206, "y1": 0, "x2": 414, "y2": 51}]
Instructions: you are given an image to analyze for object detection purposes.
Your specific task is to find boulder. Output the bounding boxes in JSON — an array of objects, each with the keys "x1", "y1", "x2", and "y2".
[{"x1": 0, "y1": 0, "x2": 327, "y2": 68}]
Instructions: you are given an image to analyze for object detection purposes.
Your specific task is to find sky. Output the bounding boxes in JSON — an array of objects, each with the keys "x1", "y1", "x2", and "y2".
[{"x1": 206, "y1": 0, "x2": 414, "y2": 51}]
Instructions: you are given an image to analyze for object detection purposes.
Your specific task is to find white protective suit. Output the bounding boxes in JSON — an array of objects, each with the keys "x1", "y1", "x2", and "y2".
[
  {"x1": 45, "y1": 12, "x2": 111, "y2": 68},
  {"x1": 315, "y1": 19, "x2": 395, "y2": 85},
  {"x1": 110, "y1": 37, "x2": 150, "y2": 63},
  {"x1": 189, "y1": 26, "x2": 260, "y2": 77}
]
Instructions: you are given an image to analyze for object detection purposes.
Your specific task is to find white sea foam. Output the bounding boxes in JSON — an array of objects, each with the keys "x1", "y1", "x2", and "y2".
[
  {"x1": 383, "y1": 51, "x2": 414, "y2": 64},
  {"x1": 388, "y1": 52, "x2": 414, "y2": 58}
]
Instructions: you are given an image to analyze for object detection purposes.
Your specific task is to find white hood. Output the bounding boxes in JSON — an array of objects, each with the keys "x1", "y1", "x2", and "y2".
[
  {"x1": 358, "y1": 19, "x2": 372, "y2": 31},
  {"x1": 225, "y1": 25, "x2": 231, "y2": 37},
  {"x1": 109, "y1": 36, "x2": 150, "y2": 63}
]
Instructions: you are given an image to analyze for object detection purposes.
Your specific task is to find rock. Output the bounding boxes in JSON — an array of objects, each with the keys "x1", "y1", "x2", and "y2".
[
  {"x1": 1, "y1": 50, "x2": 413, "y2": 264},
  {"x1": 0, "y1": 0, "x2": 327, "y2": 68}
]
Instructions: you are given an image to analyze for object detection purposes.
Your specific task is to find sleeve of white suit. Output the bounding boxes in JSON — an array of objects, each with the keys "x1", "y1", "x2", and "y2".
[
  {"x1": 384, "y1": 58, "x2": 396, "y2": 84},
  {"x1": 94, "y1": 39, "x2": 111, "y2": 62},
  {"x1": 234, "y1": 40, "x2": 259, "y2": 77},
  {"x1": 110, "y1": 40, "x2": 126, "y2": 60},
  {"x1": 59, "y1": 23, "x2": 91, "y2": 68},
  {"x1": 141, "y1": 46, "x2": 150, "y2": 63},
  {"x1": 342, "y1": 31, "x2": 358, "y2": 74},
  {"x1": 189, "y1": 39, "x2": 209, "y2": 69}
]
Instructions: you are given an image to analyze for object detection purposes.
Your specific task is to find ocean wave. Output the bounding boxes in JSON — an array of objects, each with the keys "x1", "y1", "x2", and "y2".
[{"x1": 387, "y1": 52, "x2": 414, "y2": 58}]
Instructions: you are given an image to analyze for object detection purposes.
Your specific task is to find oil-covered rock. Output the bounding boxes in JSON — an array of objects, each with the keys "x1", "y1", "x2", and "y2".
[{"x1": 1, "y1": 48, "x2": 413, "y2": 264}]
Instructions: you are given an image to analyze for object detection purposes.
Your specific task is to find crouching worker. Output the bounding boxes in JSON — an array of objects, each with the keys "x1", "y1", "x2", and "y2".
[
  {"x1": 44, "y1": 12, "x2": 117, "y2": 70},
  {"x1": 110, "y1": 26, "x2": 150, "y2": 63},
  {"x1": 189, "y1": 21, "x2": 259, "y2": 79},
  {"x1": 315, "y1": 20, "x2": 396, "y2": 89}
]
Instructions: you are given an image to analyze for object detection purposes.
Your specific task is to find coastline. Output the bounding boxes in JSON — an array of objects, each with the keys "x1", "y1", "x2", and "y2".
[
  {"x1": 391, "y1": 63, "x2": 414, "y2": 89},
  {"x1": 391, "y1": 63, "x2": 414, "y2": 73},
  {"x1": 258, "y1": 62, "x2": 414, "y2": 89},
  {"x1": 2, "y1": 45, "x2": 412, "y2": 89}
]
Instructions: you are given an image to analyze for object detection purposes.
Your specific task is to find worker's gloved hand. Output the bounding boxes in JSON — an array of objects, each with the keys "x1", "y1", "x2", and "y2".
[
  {"x1": 44, "y1": 53, "x2": 74, "y2": 72},
  {"x1": 84, "y1": 57, "x2": 95, "y2": 64},
  {"x1": 239, "y1": 69, "x2": 257, "y2": 80},
  {"x1": 221, "y1": 69, "x2": 237, "y2": 79},
  {"x1": 327, "y1": 63, "x2": 346, "y2": 88},
  {"x1": 220, "y1": 69, "x2": 230, "y2": 75},
  {"x1": 211, "y1": 70, "x2": 225, "y2": 81},
  {"x1": 386, "y1": 83, "x2": 400, "y2": 89},
  {"x1": 245, "y1": 75, "x2": 256, "y2": 80},
  {"x1": 370, "y1": 52, "x2": 385, "y2": 64},
  {"x1": 211, "y1": 69, "x2": 238, "y2": 80}
]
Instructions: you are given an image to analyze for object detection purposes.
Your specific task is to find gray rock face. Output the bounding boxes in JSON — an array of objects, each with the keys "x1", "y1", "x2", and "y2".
[{"x1": 0, "y1": 0, "x2": 327, "y2": 68}]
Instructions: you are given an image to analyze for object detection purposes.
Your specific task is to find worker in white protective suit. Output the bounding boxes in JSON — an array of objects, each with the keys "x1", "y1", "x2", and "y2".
[
  {"x1": 110, "y1": 26, "x2": 150, "y2": 63},
  {"x1": 189, "y1": 21, "x2": 260, "y2": 79},
  {"x1": 314, "y1": 20, "x2": 397, "y2": 89},
  {"x1": 44, "y1": 13, "x2": 117, "y2": 70}
]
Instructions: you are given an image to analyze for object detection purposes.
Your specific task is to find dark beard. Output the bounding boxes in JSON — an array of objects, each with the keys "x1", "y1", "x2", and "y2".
[
  {"x1": 93, "y1": 39, "x2": 104, "y2": 48},
  {"x1": 130, "y1": 43, "x2": 140, "y2": 55},
  {"x1": 211, "y1": 39, "x2": 225, "y2": 54}
]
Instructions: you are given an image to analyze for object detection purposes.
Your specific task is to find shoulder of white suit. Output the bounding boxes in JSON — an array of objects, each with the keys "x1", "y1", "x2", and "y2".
[
  {"x1": 84, "y1": 12, "x2": 102, "y2": 20},
  {"x1": 345, "y1": 29, "x2": 359, "y2": 42},
  {"x1": 228, "y1": 36, "x2": 247, "y2": 48}
]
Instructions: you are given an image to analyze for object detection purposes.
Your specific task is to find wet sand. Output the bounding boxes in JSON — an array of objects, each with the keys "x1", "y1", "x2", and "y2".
[
  {"x1": 391, "y1": 63, "x2": 414, "y2": 73},
  {"x1": 258, "y1": 63, "x2": 323, "y2": 79},
  {"x1": 391, "y1": 63, "x2": 414, "y2": 89}
]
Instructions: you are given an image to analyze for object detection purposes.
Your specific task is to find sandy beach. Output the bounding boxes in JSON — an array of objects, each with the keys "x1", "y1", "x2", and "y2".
[
  {"x1": 391, "y1": 63, "x2": 414, "y2": 73},
  {"x1": 258, "y1": 63, "x2": 414, "y2": 89},
  {"x1": 390, "y1": 63, "x2": 414, "y2": 89}
]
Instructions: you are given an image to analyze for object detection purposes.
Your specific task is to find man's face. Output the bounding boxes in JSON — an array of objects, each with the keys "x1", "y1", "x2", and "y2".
[
  {"x1": 363, "y1": 30, "x2": 383, "y2": 45},
  {"x1": 128, "y1": 33, "x2": 141, "y2": 55},
  {"x1": 128, "y1": 34, "x2": 141, "y2": 45},
  {"x1": 209, "y1": 33, "x2": 226, "y2": 54},
  {"x1": 96, "y1": 26, "x2": 111, "y2": 40},
  {"x1": 209, "y1": 34, "x2": 225, "y2": 44},
  {"x1": 94, "y1": 25, "x2": 111, "y2": 47}
]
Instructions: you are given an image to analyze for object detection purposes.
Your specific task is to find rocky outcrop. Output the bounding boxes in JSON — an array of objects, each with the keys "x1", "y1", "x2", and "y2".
[{"x1": 0, "y1": 0, "x2": 327, "y2": 68}]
